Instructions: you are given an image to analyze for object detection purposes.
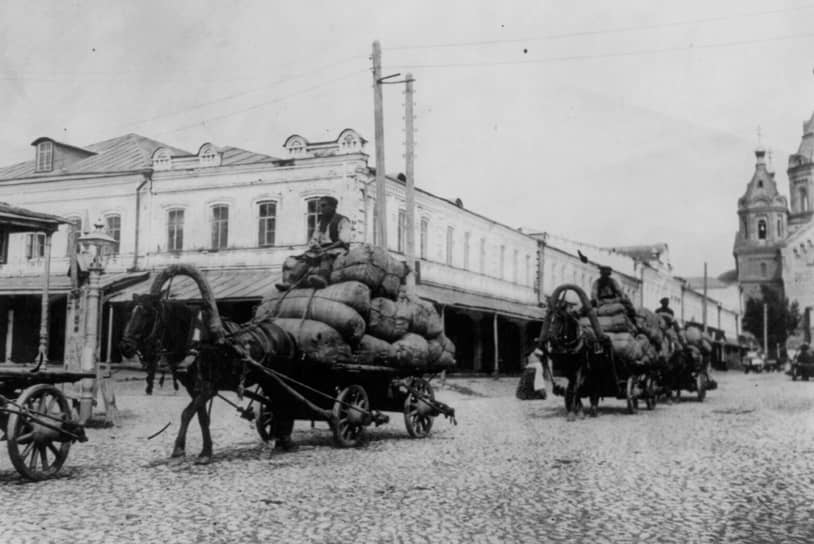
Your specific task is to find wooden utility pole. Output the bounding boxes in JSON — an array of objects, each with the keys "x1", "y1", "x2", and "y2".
[
  {"x1": 372, "y1": 41, "x2": 387, "y2": 248},
  {"x1": 763, "y1": 302, "x2": 768, "y2": 355},
  {"x1": 702, "y1": 262, "x2": 708, "y2": 333},
  {"x1": 404, "y1": 72, "x2": 416, "y2": 295}
]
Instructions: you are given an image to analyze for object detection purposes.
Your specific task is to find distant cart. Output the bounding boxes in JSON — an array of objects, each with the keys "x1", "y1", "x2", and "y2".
[{"x1": 0, "y1": 203, "x2": 90, "y2": 480}]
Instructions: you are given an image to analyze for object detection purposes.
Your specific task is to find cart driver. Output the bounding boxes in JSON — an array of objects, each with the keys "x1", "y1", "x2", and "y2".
[
  {"x1": 655, "y1": 297, "x2": 674, "y2": 319},
  {"x1": 275, "y1": 196, "x2": 351, "y2": 291},
  {"x1": 797, "y1": 344, "x2": 814, "y2": 365},
  {"x1": 591, "y1": 265, "x2": 636, "y2": 319}
]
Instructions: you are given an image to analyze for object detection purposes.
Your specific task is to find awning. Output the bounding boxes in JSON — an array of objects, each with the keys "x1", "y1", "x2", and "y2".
[
  {"x1": 108, "y1": 268, "x2": 279, "y2": 303},
  {"x1": 417, "y1": 283, "x2": 546, "y2": 321},
  {"x1": 0, "y1": 271, "x2": 148, "y2": 296}
]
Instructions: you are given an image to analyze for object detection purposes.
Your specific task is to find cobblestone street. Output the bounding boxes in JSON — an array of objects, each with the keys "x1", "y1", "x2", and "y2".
[{"x1": 1, "y1": 370, "x2": 814, "y2": 543}]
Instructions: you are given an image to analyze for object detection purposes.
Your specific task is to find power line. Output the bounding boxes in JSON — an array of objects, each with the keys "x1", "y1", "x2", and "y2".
[
  {"x1": 386, "y1": 2, "x2": 814, "y2": 51},
  {"x1": 385, "y1": 31, "x2": 814, "y2": 70},
  {"x1": 151, "y1": 69, "x2": 367, "y2": 137}
]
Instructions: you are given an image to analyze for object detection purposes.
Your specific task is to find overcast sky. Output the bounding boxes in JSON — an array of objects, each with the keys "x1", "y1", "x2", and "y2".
[{"x1": 1, "y1": 0, "x2": 813, "y2": 277}]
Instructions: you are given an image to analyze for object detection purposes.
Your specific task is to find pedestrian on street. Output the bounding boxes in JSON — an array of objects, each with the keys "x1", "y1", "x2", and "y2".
[{"x1": 276, "y1": 196, "x2": 351, "y2": 291}]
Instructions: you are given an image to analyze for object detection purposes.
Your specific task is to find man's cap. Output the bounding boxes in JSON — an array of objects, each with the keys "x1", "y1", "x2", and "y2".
[
  {"x1": 660, "y1": 297, "x2": 669, "y2": 305},
  {"x1": 320, "y1": 196, "x2": 338, "y2": 206},
  {"x1": 599, "y1": 265, "x2": 612, "y2": 273}
]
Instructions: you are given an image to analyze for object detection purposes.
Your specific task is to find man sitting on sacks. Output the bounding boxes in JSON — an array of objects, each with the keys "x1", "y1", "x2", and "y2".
[
  {"x1": 591, "y1": 265, "x2": 636, "y2": 319},
  {"x1": 275, "y1": 196, "x2": 351, "y2": 291}
]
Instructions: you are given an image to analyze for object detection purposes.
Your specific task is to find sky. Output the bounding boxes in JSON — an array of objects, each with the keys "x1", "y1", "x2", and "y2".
[{"x1": 1, "y1": 0, "x2": 814, "y2": 277}]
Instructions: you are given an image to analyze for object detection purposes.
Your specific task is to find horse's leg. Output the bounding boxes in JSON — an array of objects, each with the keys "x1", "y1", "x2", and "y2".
[
  {"x1": 565, "y1": 369, "x2": 576, "y2": 422},
  {"x1": 575, "y1": 364, "x2": 586, "y2": 420},
  {"x1": 194, "y1": 388, "x2": 215, "y2": 465},
  {"x1": 145, "y1": 361, "x2": 155, "y2": 395},
  {"x1": 171, "y1": 388, "x2": 205, "y2": 459}
]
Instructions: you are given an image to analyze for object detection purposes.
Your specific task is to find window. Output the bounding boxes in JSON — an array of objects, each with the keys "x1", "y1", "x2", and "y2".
[
  {"x1": 801, "y1": 188, "x2": 809, "y2": 213},
  {"x1": 306, "y1": 197, "x2": 322, "y2": 242},
  {"x1": 500, "y1": 245, "x2": 506, "y2": 279},
  {"x1": 210, "y1": 205, "x2": 229, "y2": 250},
  {"x1": 480, "y1": 238, "x2": 486, "y2": 274},
  {"x1": 757, "y1": 219, "x2": 767, "y2": 240},
  {"x1": 777, "y1": 218, "x2": 783, "y2": 238},
  {"x1": 199, "y1": 145, "x2": 218, "y2": 166},
  {"x1": 66, "y1": 217, "x2": 82, "y2": 257},
  {"x1": 420, "y1": 218, "x2": 428, "y2": 259},
  {"x1": 36, "y1": 141, "x2": 53, "y2": 172},
  {"x1": 513, "y1": 249, "x2": 519, "y2": 283},
  {"x1": 446, "y1": 227, "x2": 454, "y2": 266},
  {"x1": 258, "y1": 201, "x2": 277, "y2": 247},
  {"x1": 464, "y1": 232, "x2": 471, "y2": 270},
  {"x1": 398, "y1": 209, "x2": 406, "y2": 253},
  {"x1": 526, "y1": 254, "x2": 531, "y2": 286},
  {"x1": 760, "y1": 262, "x2": 768, "y2": 278},
  {"x1": 26, "y1": 233, "x2": 46, "y2": 259},
  {"x1": 153, "y1": 148, "x2": 172, "y2": 170},
  {"x1": 0, "y1": 229, "x2": 7, "y2": 264},
  {"x1": 104, "y1": 214, "x2": 121, "y2": 255},
  {"x1": 167, "y1": 209, "x2": 184, "y2": 252}
]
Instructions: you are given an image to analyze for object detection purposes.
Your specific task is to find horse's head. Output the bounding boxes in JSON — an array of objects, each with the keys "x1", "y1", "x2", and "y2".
[
  {"x1": 120, "y1": 293, "x2": 163, "y2": 362},
  {"x1": 548, "y1": 298, "x2": 584, "y2": 353}
]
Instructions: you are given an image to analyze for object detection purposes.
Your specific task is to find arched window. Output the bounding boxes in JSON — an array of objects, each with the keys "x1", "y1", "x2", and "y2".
[
  {"x1": 199, "y1": 144, "x2": 219, "y2": 167},
  {"x1": 757, "y1": 219, "x2": 767, "y2": 240},
  {"x1": 153, "y1": 148, "x2": 172, "y2": 170},
  {"x1": 801, "y1": 187, "x2": 809, "y2": 213},
  {"x1": 777, "y1": 218, "x2": 783, "y2": 238}
]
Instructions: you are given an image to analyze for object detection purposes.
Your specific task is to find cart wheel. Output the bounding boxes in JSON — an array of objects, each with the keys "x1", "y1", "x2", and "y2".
[
  {"x1": 644, "y1": 377, "x2": 656, "y2": 411},
  {"x1": 331, "y1": 385, "x2": 369, "y2": 448},
  {"x1": 7, "y1": 384, "x2": 73, "y2": 481},
  {"x1": 696, "y1": 373, "x2": 708, "y2": 402},
  {"x1": 625, "y1": 376, "x2": 638, "y2": 414},
  {"x1": 255, "y1": 403, "x2": 274, "y2": 442},
  {"x1": 403, "y1": 378, "x2": 435, "y2": 438}
]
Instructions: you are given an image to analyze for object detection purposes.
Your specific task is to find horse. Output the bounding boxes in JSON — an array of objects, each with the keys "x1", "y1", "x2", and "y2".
[
  {"x1": 119, "y1": 265, "x2": 298, "y2": 464},
  {"x1": 538, "y1": 284, "x2": 606, "y2": 420}
]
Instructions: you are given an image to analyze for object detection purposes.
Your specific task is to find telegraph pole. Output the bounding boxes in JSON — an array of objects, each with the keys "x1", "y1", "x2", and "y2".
[
  {"x1": 404, "y1": 72, "x2": 416, "y2": 295},
  {"x1": 372, "y1": 41, "x2": 387, "y2": 248},
  {"x1": 763, "y1": 302, "x2": 768, "y2": 355},
  {"x1": 702, "y1": 262, "x2": 708, "y2": 333}
]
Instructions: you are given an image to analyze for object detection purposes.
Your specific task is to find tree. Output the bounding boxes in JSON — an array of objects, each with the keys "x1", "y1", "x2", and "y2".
[{"x1": 742, "y1": 285, "x2": 800, "y2": 357}]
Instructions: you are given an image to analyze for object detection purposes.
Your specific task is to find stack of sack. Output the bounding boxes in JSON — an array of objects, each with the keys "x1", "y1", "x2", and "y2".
[
  {"x1": 576, "y1": 302, "x2": 667, "y2": 367},
  {"x1": 256, "y1": 244, "x2": 455, "y2": 370},
  {"x1": 684, "y1": 326, "x2": 713, "y2": 355}
]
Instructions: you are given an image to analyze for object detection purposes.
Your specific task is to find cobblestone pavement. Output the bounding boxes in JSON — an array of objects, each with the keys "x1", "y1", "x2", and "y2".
[{"x1": 1, "y1": 370, "x2": 814, "y2": 543}]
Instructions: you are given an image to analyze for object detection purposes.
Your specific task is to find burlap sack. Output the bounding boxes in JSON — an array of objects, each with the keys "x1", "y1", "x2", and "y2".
[
  {"x1": 427, "y1": 333, "x2": 456, "y2": 367},
  {"x1": 354, "y1": 334, "x2": 397, "y2": 366},
  {"x1": 254, "y1": 296, "x2": 365, "y2": 344},
  {"x1": 407, "y1": 297, "x2": 443, "y2": 338},
  {"x1": 270, "y1": 318, "x2": 352, "y2": 365},
  {"x1": 635, "y1": 308, "x2": 664, "y2": 348},
  {"x1": 368, "y1": 297, "x2": 412, "y2": 341},
  {"x1": 392, "y1": 333, "x2": 430, "y2": 368},
  {"x1": 596, "y1": 302, "x2": 626, "y2": 317},
  {"x1": 330, "y1": 244, "x2": 408, "y2": 300},
  {"x1": 260, "y1": 281, "x2": 371, "y2": 319},
  {"x1": 606, "y1": 331, "x2": 643, "y2": 362},
  {"x1": 598, "y1": 313, "x2": 636, "y2": 333}
]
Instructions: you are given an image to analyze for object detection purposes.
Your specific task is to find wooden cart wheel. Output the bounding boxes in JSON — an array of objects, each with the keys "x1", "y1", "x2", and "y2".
[
  {"x1": 644, "y1": 377, "x2": 656, "y2": 411},
  {"x1": 625, "y1": 376, "x2": 638, "y2": 414},
  {"x1": 403, "y1": 378, "x2": 435, "y2": 438},
  {"x1": 7, "y1": 384, "x2": 73, "y2": 481},
  {"x1": 331, "y1": 385, "x2": 369, "y2": 448},
  {"x1": 696, "y1": 373, "x2": 708, "y2": 402},
  {"x1": 255, "y1": 403, "x2": 274, "y2": 442}
]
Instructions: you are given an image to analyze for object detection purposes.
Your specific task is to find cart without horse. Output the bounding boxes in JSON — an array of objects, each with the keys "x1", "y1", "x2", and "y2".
[
  {"x1": 540, "y1": 284, "x2": 656, "y2": 418},
  {"x1": 119, "y1": 264, "x2": 455, "y2": 463},
  {"x1": 0, "y1": 203, "x2": 90, "y2": 480}
]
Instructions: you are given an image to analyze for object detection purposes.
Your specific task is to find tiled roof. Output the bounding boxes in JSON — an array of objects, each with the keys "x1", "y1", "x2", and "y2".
[
  {"x1": 219, "y1": 146, "x2": 278, "y2": 166},
  {"x1": 0, "y1": 133, "x2": 189, "y2": 180},
  {"x1": 108, "y1": 268, "x2": 280, "y2": 303}
]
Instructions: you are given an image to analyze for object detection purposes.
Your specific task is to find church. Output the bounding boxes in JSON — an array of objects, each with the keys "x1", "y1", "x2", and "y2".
[{"x1": 733, "y1": 109, "x2": 814, "y2": 313}]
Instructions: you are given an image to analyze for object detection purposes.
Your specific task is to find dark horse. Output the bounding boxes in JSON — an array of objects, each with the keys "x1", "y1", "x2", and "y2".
[
  {"x1": 119, "y1": 265, "x2": 298, "y2": 464},
  {"x1": 538, "y1": 284, "x2": 607, "y2": 420}
]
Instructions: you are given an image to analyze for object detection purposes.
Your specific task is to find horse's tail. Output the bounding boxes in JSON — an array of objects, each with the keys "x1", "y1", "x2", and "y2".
[
  {"x1": 149, "y1": 264, "x2": 227, "y2": 344},
  {"x1": 538, "y1": 284, "x2": 606, "y2": 349}
]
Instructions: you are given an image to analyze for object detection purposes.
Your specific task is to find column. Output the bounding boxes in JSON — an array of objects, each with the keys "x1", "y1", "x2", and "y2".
[
  {"x1": 492, "y1": 313, "x2": 499, "y2": 377},
  {"x1": 472, "y1": 315, "x2": 483, "y2": 372},
  {"x1": 37, "y1": 232, "x2": 53, "y2": 366},
  {"x1": 5, "y1": 307, "x2": 13, "y2": 362}
]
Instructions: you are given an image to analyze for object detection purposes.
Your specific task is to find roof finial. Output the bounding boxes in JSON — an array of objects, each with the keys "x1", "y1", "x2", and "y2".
[{"x1": 757, "y1": 125, "x2": 763, "y2": 148}]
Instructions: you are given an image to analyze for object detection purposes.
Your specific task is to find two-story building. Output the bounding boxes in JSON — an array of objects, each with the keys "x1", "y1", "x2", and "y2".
[{"x1": 0, "y1": 130, "x2": 545, "y2": 374}]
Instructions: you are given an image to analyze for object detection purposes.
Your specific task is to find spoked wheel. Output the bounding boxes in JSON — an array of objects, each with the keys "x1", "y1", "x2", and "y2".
[
  {"x1": 331, "y1": 385, "x2": 370, "y2": 448},
  {"x1": 7, "y1": 385, "x2": 73, "y2": 481},
  {"x1": 696, "y1": 373, "x2": 708, "y2": 402},
  {"x1": 255, "y1": 403, "x2": 274, "y2": 442},
  {"x1": 403, "y1": 378, "x2": 435, "y2": 438},
  {"x1": 644, "y1": 377, "x2": 656, "y2": 411},
  {"x1": 625, "y1": 376, "x2": 639, "y2": 414}
]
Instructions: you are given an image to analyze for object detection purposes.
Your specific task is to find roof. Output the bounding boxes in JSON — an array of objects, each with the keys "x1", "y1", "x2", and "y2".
[
  {"x1": 0, "y1": 202, "x2": 67, "y2": 233},
  {"x1": 0, "y1": 270, "x2": 148, "y2": 295},
  {"x1": 0, "y1": 133, "x2": 190, "y2": 180},
  {"x1": 108, "y1": 268, "x2": 280, "y2": 303},
  {"x1": 217, "y1": 146, "x2": 279, "y2": 166},
  {"x1": 684, "y1": 275, "x2": 737, "y2": 290},
  {"x1": 417, "y1": 283, "x2": 546, "y2": 321},
  {"x1": 793, "y1": 111, "x2": 814, "y2": 163}
]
